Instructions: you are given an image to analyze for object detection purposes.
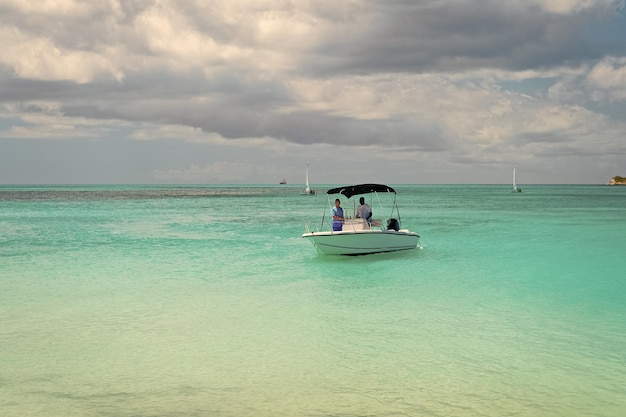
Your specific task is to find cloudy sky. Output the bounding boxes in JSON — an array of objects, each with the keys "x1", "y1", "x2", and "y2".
[{"x1": 1, "y1": 0, "x2": 625, "y2": 185}]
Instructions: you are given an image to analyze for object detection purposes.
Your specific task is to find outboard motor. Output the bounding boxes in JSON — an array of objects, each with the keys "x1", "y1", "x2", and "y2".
[{"x1": 387, "y1": 218, "x2": 399, "y2": 231}]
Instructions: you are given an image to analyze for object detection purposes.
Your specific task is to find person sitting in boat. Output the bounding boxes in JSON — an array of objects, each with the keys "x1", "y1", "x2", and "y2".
[
  {"x1": 331, "y1": 198, "x2": 344, "y2": 231},
  {"x1": 355, "y1": 197, "x2": 372, "y2": 225}
]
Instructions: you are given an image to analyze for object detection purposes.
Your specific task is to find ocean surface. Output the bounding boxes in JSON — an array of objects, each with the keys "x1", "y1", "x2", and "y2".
[{"x1": 1, "y1": 184, "x2": 625, "y2": 417}]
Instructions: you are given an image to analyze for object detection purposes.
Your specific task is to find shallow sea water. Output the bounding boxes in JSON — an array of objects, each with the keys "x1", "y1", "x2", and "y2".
[{"x1": 1, "y1": 184, "x2": 625, "y2": 416}]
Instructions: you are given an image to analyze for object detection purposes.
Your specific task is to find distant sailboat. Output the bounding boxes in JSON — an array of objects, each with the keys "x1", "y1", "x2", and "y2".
[
  {"x1": 300, "y1": 161, "x2": 315, "y2": 195},
  {"x1": 512, "y1": 165, "x2": 522, "y2": 193}
]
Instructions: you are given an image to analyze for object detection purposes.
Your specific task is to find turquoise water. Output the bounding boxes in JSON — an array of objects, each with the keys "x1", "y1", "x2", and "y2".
[{"x1": 1, "y1": 184, "x2": 625, "y2": 417}]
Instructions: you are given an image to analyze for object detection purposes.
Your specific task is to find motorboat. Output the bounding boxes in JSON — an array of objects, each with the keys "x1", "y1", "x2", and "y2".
[
  {"x1": 300, "y1": 161, "x2": 316, "y2": 195},
  {"x1": 302, "y1": 183, "x2": 420, "y2": 255}
]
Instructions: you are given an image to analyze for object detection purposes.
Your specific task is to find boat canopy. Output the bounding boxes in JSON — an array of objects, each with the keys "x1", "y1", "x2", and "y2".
[{"x1": 326, "y1": 183, "x2": 396, "y2": 199}]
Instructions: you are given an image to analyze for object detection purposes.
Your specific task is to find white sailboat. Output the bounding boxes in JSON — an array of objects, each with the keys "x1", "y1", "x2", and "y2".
[
  {"x1": 300, "y1": 161, "x2": 315, "y2": 195},
  {"x1": 512, "y1": 165, "x2": 522, "y2": 193}
]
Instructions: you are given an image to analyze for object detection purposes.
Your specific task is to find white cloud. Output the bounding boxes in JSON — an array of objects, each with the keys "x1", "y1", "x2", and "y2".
[
  {"x1": 0, "y1": 0, "x2": 96, "y2": 15},
  {"x1": 586, "y1": 57, "x2": 626, "y2": 102},
  {"x1": 0, "y1": 27, "x2": 123, "y2": 83},
  {"x1": 547, "y1": 57, "x2": 626, "y2": 104},
  {"x1": 0, "y1": 101, "x2": 127, "y2": 139},
  {"x1": 529, "y1": 0, "x2": 623, "y2": 14}
]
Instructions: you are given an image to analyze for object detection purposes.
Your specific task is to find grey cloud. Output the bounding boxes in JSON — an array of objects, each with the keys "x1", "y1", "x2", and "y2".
[
  {"x1": 236, "y1": 110, "x2": 449, "y2": 149},
  {"x1": 307, "y1": 1, "x2": 624, "y2": 75}
]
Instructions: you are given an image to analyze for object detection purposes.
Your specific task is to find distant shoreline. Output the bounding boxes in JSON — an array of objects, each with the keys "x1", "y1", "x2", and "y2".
[{"x1": 608, "y1": 176, "x2": 626, "y2": 185}]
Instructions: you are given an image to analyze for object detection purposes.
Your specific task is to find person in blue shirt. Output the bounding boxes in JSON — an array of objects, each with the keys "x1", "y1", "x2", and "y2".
[{"x1": 331, "y1": 198, "x2": 344, "y2": 231}]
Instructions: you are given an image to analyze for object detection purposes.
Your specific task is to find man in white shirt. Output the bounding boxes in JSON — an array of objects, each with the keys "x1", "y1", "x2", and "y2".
[{"x1": 355, "y1": 197, "x2": 372, "y2": 225}]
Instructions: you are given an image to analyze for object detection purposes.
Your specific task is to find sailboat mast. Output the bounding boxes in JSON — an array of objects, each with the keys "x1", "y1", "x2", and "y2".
[
  {"x1": 300, "y1": 161, "x2": 315, "y2": 194},
  {"x1": 513, "y1": 165, "x2": 517, "y2": 189},
  {"x1": 305, "y1": 161, "x2": 310, "y2": 191}
]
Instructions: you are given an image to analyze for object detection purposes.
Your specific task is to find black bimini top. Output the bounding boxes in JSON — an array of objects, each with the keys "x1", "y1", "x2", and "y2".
[{"x1": 326, "y1": 183, "x2": 396, "y2": 199}]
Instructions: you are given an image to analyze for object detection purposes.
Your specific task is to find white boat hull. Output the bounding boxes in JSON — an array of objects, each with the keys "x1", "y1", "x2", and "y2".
[{"x1": 302, "y1": 230, "x2": 420, "y2": 255}]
